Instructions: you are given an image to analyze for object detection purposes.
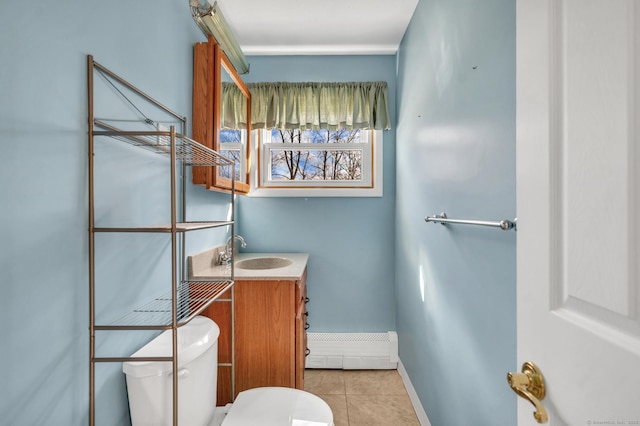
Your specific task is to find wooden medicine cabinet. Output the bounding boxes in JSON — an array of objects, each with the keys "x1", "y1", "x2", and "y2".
[{"x1": 193, "y1": 36, "x2": 251, "y2": 194}]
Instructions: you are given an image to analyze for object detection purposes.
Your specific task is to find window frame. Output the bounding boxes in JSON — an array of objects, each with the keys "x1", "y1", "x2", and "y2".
[
  {"x1": 211, "y1": 47, "x2": 251, "y2": 194},
  {"x1": 248, "y1": 129, "x2": 383, "y2": 197},
  {"x1": 218, "y1": 129, "x2": 248, "y2": 183}
]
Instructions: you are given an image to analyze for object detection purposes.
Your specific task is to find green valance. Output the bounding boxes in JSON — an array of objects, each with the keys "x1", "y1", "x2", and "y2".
[
  {"x1": 221, "y1": 81, "x2": 390, "y2": 131},
  {"x1": 220, "y1": 81, "x2": 248, "y2": 130}
]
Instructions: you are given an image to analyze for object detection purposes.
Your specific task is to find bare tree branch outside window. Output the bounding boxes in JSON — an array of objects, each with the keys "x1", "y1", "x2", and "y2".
[
  {"x1": 220, "y1": 129, "x2": 242, "y2": 180},
  {"x1": 269, "y1": 128, "x2": 363, "y2": 181}
]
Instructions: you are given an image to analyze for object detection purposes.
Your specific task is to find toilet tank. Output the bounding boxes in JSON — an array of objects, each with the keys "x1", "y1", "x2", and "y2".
[{"x1": 122, "y1": 316, "x2": 219, "y2": 426}]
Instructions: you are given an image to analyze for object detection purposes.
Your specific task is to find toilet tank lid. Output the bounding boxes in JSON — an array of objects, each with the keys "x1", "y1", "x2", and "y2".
[{"x1": 122, "y1": 316, "x2": 219, "y2": 378}]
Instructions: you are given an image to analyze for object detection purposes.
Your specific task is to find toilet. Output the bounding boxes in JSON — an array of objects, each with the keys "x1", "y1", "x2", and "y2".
[{"x1": 123, "y1": 316, "x2": 333, "y2": 426}]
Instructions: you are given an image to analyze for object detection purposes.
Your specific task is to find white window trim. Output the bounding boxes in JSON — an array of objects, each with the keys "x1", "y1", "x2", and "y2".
[
  {"x1": 219, "y1": 129, "x2": 248, "y2": 182},
  {"x1": 260, "y1": 129, "x2": 373, "y2": 188},
  {"x1": 248, "y1": 129, "x2": 383, "y2": 197}
]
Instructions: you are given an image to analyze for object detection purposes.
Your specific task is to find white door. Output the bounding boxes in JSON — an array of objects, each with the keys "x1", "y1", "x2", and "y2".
[{"x1": 516, "y1": 0, "x2": 640, "y2": 425}]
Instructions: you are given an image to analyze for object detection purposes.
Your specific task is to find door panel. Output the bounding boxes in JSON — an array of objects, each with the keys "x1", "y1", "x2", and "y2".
[
  {"x1": 517, "y1": 0, "x2": 640, "y2": 424},
  {"x1": 556, "y1": 0, "x2": 638, "y2": 322}
]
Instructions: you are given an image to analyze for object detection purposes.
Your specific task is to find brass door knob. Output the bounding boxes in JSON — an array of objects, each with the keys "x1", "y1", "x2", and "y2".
[{"x1": 507, "y1": 361, "x2": 548, "y2": 423}]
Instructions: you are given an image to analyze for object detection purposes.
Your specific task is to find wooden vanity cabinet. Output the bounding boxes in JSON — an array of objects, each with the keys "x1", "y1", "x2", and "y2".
[{"x1": 203, "y1": 269, "x2": 308, "y2": 404}]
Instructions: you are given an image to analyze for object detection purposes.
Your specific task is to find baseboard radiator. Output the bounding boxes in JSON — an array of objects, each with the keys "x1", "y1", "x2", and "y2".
[{"x1": 305, "y1": 332, "x2": 398, "y2": 370}]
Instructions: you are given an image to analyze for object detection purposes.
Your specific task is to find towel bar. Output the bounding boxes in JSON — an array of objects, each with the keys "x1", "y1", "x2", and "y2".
[{"x1": 425, "y1": 212, "x2": 516, "y2": 231}]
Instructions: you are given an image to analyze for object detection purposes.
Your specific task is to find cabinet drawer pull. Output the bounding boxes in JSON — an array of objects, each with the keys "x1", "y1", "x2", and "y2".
[
  {"x1": 305, "y1": 322, "x2": 310, "y2": 330},
  {"x1": 305, "y1": 297, "x2": 309, "y2": 303},
  {"x1": 305, "y1": 348, "x2": 311, "y2": 356}
]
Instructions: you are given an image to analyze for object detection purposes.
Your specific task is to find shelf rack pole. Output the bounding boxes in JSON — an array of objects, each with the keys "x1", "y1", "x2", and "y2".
[
  {"x1": 87, "y1": 54, "x2": 96, "y2": 426},
  {"x1": 231, "y1": 177, "x2": 236, "y2": 401},
  {"x1": 170, "y1": 125, "x2": 179, "y2": 426},
  {"x1": 92, "y1": 60, "x2": 184, "y2": 122}
]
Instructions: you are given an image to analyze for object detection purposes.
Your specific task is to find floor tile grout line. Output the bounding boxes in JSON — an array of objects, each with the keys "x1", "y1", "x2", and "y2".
[
  {"x1": 345, "y1": 393, "x2": 351, "y2": 426},
  {"x1": 304, "y1": 369, "x2": 419, "y2": 426}
]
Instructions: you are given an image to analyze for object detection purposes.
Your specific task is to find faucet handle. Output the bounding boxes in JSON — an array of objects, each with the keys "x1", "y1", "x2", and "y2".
[
  {"x1": 217, "y1": 235, "x2": 247, "y2": 265},
  {"x1": 218, "y1": 251, "x2": 231, "y2": 265}
]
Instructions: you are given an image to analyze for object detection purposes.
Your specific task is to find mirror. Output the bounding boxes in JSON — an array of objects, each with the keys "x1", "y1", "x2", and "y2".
[
  {"x1": 214, "y1": 46, "x2": 250, "y2": 193},
  {"x1": 192, "y1": 36, "x2": 251, "y2": 194}
]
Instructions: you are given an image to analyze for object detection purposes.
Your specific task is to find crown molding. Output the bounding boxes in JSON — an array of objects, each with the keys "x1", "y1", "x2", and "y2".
[{"x1": 242, "y1": 44, "x2": 399, "y2": 56}]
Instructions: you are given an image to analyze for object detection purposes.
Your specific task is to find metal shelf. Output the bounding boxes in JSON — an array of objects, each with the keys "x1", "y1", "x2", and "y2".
[
  {"x1": 96, "y1": 280, "x2": 234, "y2": 330},
  {"x1": 94, "y1": 120, "x2": 233, "y2": 167},
  {"x1": 88, "y1": 55, "x2": 236, "y2": 426},
  {"x1": 94, "y1": 221, "x2": 234, "y2": 233}
]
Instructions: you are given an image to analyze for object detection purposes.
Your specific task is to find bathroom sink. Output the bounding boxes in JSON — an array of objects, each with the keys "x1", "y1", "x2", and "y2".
[{"x1": 235, "y1": 257, "x2": 293, "y2": 270}]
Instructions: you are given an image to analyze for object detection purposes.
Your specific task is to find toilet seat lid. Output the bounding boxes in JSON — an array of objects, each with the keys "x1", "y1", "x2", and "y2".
[{"x1": 222, "y1": 387, "x2": 333, "y2": 426}]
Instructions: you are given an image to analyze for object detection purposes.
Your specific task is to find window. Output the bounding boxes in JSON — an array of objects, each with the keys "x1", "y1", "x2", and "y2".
[
  {"x1": 219, "y1": 128, "x2": 248, "y2": 182},
  {"x1": 250, "y1": 128, "x2": 383, "y2": 197},
  {"x1": 230, "y1": 80, "x2": 390, "y2": 197}
]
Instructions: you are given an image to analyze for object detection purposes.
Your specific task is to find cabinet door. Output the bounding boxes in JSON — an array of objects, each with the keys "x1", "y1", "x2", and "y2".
[
  {"x1": 235, "y1": 280, "x2": 296, "y2": 393},
  {"x1": 192, "y1": 37, "x2": 251, "y2": 194}
]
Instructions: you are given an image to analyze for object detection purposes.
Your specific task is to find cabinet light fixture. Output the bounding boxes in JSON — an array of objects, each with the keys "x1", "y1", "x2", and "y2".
[{"x1": 189, "y1": 0, "x2": 250, "y2": 74}]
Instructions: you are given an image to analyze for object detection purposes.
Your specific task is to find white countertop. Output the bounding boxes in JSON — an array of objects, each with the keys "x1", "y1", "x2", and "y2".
[{"x1": 189, "y1": 250, "x2": 308, "y2": 281}]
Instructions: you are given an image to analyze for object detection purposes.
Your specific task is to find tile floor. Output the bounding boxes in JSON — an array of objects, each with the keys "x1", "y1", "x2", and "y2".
[{"x1": 304, "y1": 369, "x2": 421, "y2": 426}]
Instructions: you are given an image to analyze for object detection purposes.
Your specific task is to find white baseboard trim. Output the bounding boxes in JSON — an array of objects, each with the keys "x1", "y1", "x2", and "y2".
[
  {"x1": 398, "y1": 359, "x2": 432, "y2": 426},
  {"x1": 306, "y1": 332, "x2": 398, "y2": 370}
]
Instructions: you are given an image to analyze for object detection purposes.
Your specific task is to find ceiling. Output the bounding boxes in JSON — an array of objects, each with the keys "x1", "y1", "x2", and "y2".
[{"x1": 215, "y1": 0, "x2": 419, "y2": 55}]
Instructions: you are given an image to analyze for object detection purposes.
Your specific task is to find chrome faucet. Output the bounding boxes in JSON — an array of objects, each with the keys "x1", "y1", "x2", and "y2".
[{"x1": 218, "y1": 234, "x2": 247, "y2": 265}]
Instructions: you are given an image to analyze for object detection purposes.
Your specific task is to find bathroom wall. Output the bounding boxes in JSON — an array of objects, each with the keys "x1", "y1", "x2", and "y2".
[
  {"x1": 238, "y1": 55, "x2": 397, "y2": 333},
  {"x1": 1, "y1": 0, "x2": 517, "y2": 424},
  {"x1": 0, "y1": 1, "x2": 230, "y2": 424},
  {"x1": 395, "y1": 0, "x2": 517, "y2": 425}
]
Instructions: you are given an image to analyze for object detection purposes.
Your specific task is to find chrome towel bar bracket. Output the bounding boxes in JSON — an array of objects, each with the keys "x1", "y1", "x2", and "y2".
[{"x1": 425, "y1": 212, "x2": 517, "y2": 231}]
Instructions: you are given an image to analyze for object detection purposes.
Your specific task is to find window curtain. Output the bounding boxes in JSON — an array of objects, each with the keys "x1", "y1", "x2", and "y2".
[
  {"x1": 221, "y1": 81, "x2": 390, "y2": 131},
  {"x1": 220, "y1": 82, "x2": 249, "y2": 130}
]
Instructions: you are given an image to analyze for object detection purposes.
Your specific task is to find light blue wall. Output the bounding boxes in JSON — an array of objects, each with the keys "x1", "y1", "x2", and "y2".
[
  {"x1": 1, "y1": 0, "x2": 518, "y2": 424},
  {"x1": 395, "y1": 0, "x2": 517, "y2": 425},
  {"x1": 0, "y1": 1, "x2": 230, "y2": 425},
  {"x1": 237, "y1": 55, "x2": 397, "y2": 332}
]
